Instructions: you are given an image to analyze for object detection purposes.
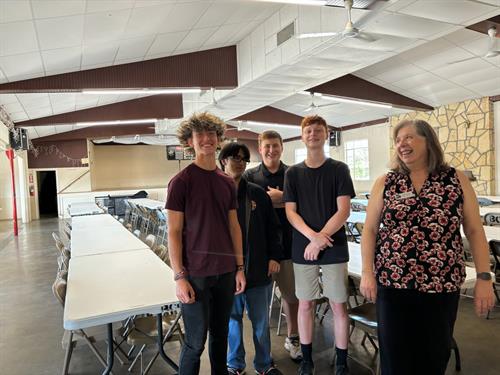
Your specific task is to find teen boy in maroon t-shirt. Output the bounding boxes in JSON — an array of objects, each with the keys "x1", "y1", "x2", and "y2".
[{"x1": 166, "y1": 112, "x2": 246, "y2": 375}]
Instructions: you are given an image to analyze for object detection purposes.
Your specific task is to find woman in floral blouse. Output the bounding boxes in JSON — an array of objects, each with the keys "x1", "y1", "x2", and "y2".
[{"x1": 360, "y1": 119, "x2": 495, "y2": 375}]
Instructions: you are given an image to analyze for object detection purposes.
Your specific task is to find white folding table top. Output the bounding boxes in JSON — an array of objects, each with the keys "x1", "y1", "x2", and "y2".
[
  {"x1": 347, "y1": 242, "x2": 486, "y2": 289},
  {"x1": 71, "y1": 214, "x2": 121, "y2": 231},
  {"x1": 347, "y1": 211, "x2": 367, "y2": 224},
  {"x1": 71, "y1": 225, "x2": 149, "y2": 257},
  {"x1": 479, "y1": 206, "x2": 500, "y2": 217},
  {"x1": 129, "y1": 198, "x2": 165, "y2": 210},
  {"x1": 68, "y1": 202, "x2": 104, "y2": 217},
  {"x1": 478, "y1": 195, "x2": 500, "y2": 203},
  {"x1": 64, "y1": 250, "x2": 177, "y2": 330}
]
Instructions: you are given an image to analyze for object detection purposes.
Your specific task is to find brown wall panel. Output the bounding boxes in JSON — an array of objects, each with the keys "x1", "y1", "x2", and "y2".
[{"x1": 28, "y1": 139, "x2": 87, "y2": 168}]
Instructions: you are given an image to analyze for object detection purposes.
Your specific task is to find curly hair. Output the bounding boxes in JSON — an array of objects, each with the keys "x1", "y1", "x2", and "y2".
[{"x1": 177, "y1": 112, "x2": 226, "y2": 149}]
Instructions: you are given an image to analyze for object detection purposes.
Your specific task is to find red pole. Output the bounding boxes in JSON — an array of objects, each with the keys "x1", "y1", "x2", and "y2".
[{"x1": 5, "y1": 149, "x2": 18, "y2": 236}]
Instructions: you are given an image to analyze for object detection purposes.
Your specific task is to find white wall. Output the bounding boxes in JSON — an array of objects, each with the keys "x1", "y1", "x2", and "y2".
[
  {"x1": 494, "y1": 101, "x2": 500, "y2": 195},
  {"x1": 0, "y1": 122, "x2": 23, "y2": 221},
  {"x1": 282, "y1": 122, "x2": 391, "y2": 194}
]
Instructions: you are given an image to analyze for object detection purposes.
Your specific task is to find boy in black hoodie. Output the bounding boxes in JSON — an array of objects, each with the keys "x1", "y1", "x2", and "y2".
[{"x1": 219, "y1": 142, "x2": 284, "y2": 375}]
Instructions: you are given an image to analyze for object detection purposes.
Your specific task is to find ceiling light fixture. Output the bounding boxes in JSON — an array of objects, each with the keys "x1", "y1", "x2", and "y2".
[
  {"x1": 254, "y1": 0, "x2": 327, "y2": 5},
  {"x1": 81, "y1": 88, "x2": 202, "y2": 95},
  {"x1": 297, "y1": 91, "x2": 392, "y2": 109},
  {"x1": 246, "y1": 120, "x2": 300, "y2": 130},
  {"x1": 75, "y1": 119, "x2": 157, "y2": 126}
]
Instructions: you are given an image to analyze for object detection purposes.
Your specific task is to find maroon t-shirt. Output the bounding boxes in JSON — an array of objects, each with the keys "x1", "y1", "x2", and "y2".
[{"x1": 166, "y1": 163, "x2": 237, "y2": 277}]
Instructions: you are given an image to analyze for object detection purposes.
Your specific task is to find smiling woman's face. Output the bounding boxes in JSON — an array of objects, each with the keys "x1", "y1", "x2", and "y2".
[{"x1": 395, "y1": 124, "x2": 428, "y2": 169}]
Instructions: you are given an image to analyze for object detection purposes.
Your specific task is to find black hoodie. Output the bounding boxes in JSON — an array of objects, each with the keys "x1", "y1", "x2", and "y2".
[{"x1": 237, "y1": 178, "x2": 283, "y2": 289}]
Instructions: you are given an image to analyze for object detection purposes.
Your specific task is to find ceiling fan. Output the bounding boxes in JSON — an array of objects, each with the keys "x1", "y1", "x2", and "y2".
[
  {"x1": 183, "y1": 87, "x2": 225, "y2": 108},
  {"x1": 296, "y1": 0, "x2": 380, "y2": 42},
  {"x1": 302, "y1": 92, "x2": 339, "y2": 112},
  {"x1": 448, "y1": 26, "x2": 500, "y2": 65}
]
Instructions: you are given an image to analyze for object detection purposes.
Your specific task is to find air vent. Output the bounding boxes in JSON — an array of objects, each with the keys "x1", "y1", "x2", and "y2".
[{"x1": 277, "y1": 22, "x2": 295, "y2": 46}]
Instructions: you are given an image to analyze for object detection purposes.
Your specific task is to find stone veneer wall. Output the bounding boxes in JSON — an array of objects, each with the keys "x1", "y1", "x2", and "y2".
[{"x1": 389, "y1": 97, "x2": 495, "y2": 195}]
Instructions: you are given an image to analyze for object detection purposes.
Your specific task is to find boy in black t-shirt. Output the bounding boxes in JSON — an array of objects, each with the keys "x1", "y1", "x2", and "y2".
[{"x1": 283, "y1": 115, "x2": 355, "y2": 375}]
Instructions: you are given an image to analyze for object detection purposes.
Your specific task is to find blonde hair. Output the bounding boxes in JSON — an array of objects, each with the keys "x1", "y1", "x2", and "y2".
[
  {"x1": 177, "y1": 112, "x2": 226, "y2": 149},
  {"x1": 258, "y1": 130, "x2": 283, "y2": 146},
  {"x1": 391, "y1": 119, "x2": 448, "y2": 174}
]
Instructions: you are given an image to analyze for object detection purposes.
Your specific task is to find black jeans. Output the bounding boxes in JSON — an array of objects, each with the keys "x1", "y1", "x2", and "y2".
[
  {"x1": 179, "y1": 271, "x2": 235, "y2": 375},
  {"x1": 376, "y1": 287, "x2": 459, "y2": 375}
]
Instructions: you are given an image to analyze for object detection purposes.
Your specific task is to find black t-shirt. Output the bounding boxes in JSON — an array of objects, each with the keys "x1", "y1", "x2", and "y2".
[
  {"x1": 283, "y1": 158, "x2": 356, "y2": 265},
  {"x1": 244, "y1": 162, "x2": 292, "y2": 260}
]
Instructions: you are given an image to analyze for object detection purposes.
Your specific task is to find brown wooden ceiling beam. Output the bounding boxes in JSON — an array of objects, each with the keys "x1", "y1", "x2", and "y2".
[
  {"x1": 309, "y1": 74, "x2": 433, "y2": 111},
  {"x1": 467, "y1": 15, "x2": 500, "y2": 35},
  {"x1": 234, "y1": 106, "x2": 304, "y2": 126},
  {"x1": 32, "y1": 124, "x2": 156, "y2": 142},
  {"x1": 225, "y1": 126, "x2": 259, "y2": 141},
  {"x1": 15, "y1": 95, "x2": 183, "y2": 126},
  {"x1": 0, "y1": 46, "x2": 237, "y2": 93}
]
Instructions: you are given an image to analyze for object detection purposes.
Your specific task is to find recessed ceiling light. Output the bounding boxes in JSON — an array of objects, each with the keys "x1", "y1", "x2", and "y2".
[
  {"x1": 81, "y1": 88, "x2": 202, "y2": 95},
  {"x1": 75, "y1": 119, "x2": 157, "y2": 126}
]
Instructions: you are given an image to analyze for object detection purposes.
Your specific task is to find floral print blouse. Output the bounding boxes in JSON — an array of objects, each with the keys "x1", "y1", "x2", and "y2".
[{"x1": 375, "y1": 168, "x2": 466, "y2": 293}]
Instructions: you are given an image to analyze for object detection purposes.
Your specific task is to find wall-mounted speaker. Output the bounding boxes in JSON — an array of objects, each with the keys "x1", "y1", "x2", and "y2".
[
  {"x1": 9, "y1": 128, "x2": 29, "y2": 150},
  {"x1": 329, "y1": 130, "x2": 341, "y2": 147}
]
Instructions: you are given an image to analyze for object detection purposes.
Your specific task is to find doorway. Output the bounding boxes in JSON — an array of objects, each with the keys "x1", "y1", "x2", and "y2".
[{"x1": 37, "y1": 171, "x2": 58, "y2": 218}]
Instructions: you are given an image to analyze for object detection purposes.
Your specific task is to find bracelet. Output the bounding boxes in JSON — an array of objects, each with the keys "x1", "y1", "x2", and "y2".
[
  {"x1": 174, "y1": 268, "x2": 188, "y2": 281},
  {"x1": 236, "y1": 264, "x2": 244, "y2": 271}
]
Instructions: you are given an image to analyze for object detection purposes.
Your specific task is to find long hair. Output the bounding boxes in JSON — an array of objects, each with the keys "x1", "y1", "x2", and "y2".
[{"x1": 391, "y1": 119, "x2": 448, "y2": 174}]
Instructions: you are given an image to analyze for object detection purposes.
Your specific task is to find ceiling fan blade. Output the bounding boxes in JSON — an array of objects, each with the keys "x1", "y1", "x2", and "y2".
[
  {"x1": 296, "y1": 31, "x2": 340, "y2": 39},
  {"x1": 356, "y1": 32, "x2": 377, "y2": 42},
  {"x1": 304, "y1": 106, "x2": 314, "y2": 112},
  {"x1": 316, "y1": 103, "x2": 339, "y2": 108},
  {"x1": 447, "y1": 56, "x2": 478, "y2": 65},
  {"x1": 485, "y1": 50, "x2": 500, "y2": 58}
]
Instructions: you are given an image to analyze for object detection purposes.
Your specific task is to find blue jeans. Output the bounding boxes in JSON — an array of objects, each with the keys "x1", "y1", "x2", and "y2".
[{"x1": 227, "y1": 283, "x2": 273, "y2": 372}]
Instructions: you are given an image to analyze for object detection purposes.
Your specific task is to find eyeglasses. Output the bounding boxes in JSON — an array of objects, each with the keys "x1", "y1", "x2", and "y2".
[{"x1": 228, "y1": 155, "x2": 250, "y2": 163}]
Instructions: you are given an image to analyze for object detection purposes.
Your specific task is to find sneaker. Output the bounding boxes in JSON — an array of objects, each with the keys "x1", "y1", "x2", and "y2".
[
  {"x1": 228, "y1": 367, "x2": 246, "y2": 375},
  {"x1": 298, "y1": 360, "x2": 315, "y2": 375},
  {"x1": 284, "y1": 336, "x2": 303, "y2": 361},
  {"x1": 335, "y1": 364, "x2": 349, "y2": 375},
  {"x1": 255, "y1": 366, "x2": 283, "y2": 375}
]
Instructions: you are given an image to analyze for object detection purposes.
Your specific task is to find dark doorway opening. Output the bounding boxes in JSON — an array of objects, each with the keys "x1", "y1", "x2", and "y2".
[{"x1": 37, "y1": 171, "x2": 58, "y2": 218}]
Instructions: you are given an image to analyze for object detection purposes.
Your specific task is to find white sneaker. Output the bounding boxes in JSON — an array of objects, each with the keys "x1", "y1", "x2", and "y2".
[{"x1": 284, "y1": 336, "x2": 302, "y2": 360}]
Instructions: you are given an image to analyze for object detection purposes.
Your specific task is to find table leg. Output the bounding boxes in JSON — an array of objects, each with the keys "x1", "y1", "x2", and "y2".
[
  {"x1": 102, "y1": 323, "x2": 114, "y2": 375},
  {"x1": 157, "y1": 313, "x2": 180, "y2": 373}
]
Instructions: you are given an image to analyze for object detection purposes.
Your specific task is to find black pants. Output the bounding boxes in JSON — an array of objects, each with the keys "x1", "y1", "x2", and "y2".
[
  {"x1": 376, "y1": 287, "x2": 459, "y2": 375},
  {"x1": 179, "y1": 271, "x2": 235, "y2": 375}
]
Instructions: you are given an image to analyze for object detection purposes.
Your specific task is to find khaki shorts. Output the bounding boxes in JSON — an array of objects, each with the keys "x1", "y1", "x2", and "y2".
[
  {"x1": 293, "y1": 263, "x2": 348, "y2": 303},
  {"x1": 272, "y1": 259, "x2": 298, "y2": 304}
]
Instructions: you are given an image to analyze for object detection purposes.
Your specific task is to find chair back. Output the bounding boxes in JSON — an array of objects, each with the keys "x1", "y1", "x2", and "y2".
[
  {"x1": 484, "y1": 213, "x2": 500, "y2": 226},
  {"x1": 490, "y1": 240, "x2": 500, "y2": 274},
  {"x1": 144, "y1": 234, "x2": 156, "y2": 248},
  {"x1": 52, "y1": 275, "x2": 67, "y2": 307}
]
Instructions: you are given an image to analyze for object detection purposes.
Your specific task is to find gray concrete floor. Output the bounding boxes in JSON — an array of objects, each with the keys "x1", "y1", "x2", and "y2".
[{"x1": 0, "y1": 218, "x2": 499, "y2": 375}]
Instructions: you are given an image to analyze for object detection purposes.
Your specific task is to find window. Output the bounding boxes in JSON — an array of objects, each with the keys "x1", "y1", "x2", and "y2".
[
  {"x1": 345, "y1": 139, "x2": 369, "y2": 180},
  {"x1": 294, "y1": 144, "x2": 330, "y2": 164}
]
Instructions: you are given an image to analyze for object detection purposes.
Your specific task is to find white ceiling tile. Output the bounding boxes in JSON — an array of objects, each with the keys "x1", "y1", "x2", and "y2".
[
  {"x1": 36, "y1": 15, "x2": 84, "y2": 49},
  {"x1": 363, "y1": 13, "x2": 452, "y2": 40},
  {"x1": 0, "y1": 68, "x2": 6, "y2": 83},
  {"x1": 51, "y1": 102, "x2": 76, "y2": 113},
  {"x1": 86, "y1": 0, "x2": 135, "y2": 13},
  {"x1": 203, "y1": 23, "x2": 242, "y2": 47},
  {"x1": 175, "y1": 27, "x2": 218, "y2": 52},
  {"x1": 432, "y1": 58, "x2": 494, "y2": 81},
  {"x1": 10, "y1": 112, "x2": 29, "y2": 122},
  {"x1": 3, "y1": 101, "x2": 24, "y2": 113},
  {"x1": 264, "y1": 11, "x2": 280, "y2": 38},
  {"x1": 134, "y1": 0, "x2": 171, "y2": 8},
  {"x1": 443, "y1": 28, "x2": 483, "y2": 46},
  {"x1": 18, "y1": 93, "x2": 51, "y2": 109},
  {"x1": 84, "y1": 9, "x2": 131, "y2": 44},
  {"x1": 25, "y1": 127, "x2": 39, "y2": 139},
  {"x1": 195, "y1": 2, "x2": 240, "y2": 29},
  {"x1": 374, "y1": 63, "x2": 425, "y2": 83},
  {"x1": 0, "y1": 52, "x2": 44, "y2": 80},
  {"x1": 0, "y1": 94, "x2": 18, "y2": 105},
  {"x1": 34, "y1": 126, "x2": 57, "y2": 137},
  {"x1": 122, "y1": 4, "x2": 174, "y2": 38},
  {"x1": 228, "y1": 21, "x2": 262, "y2": 43},
  {"x1": 412, "y1": 47, "x2": 475, "y2": 70},
  {"x1": 82, "y1": 43, "x2": 119, "y2": 66},
  {"x1": 32, "y1": 1, "x2": 86, "y2": 19},
  {"x1": 159, "y1": 2, "x2": 211, "y2": 33},
  {"x1": 114, "y1": 57, "x2": 143, "y2": 65},
  {"x1": 279, "y1": 4, "x2": 298, "y2": 29},
  {"x1": 0, "y1": 21, "x2": 38, "y2": 56},
  {"x1": 467, "y1": 76, "x2": 500, "y2": 97},
  {"x1": 42, "y1": 47, "x2": 82, "y2": 72},
  {"x1": 392, "y1": 71, "x2": 440, "y2": 90},
  {"x1": 25, "y1": 107, "x2": 53, "y2": 119},
  {"x1": 398, "y1": 0, "x2": 498, "y2": 25},
  {"x1": 115, "y1": 36, "x2": 154, "y2": 60},
  {"x1": 54, "y1": 124, "x2": 75, "y2": 133},
  {"x1": 147, "y1": 31, "x2": 188, "y2": 56},
  {"x1": 0, "y1": 1, "x2": 32, "y2": 23}
]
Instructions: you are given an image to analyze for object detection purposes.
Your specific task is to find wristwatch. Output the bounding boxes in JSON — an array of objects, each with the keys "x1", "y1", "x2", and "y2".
[{"x1": 476, "y1": 272, "x2": 492, "y2": 281}]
